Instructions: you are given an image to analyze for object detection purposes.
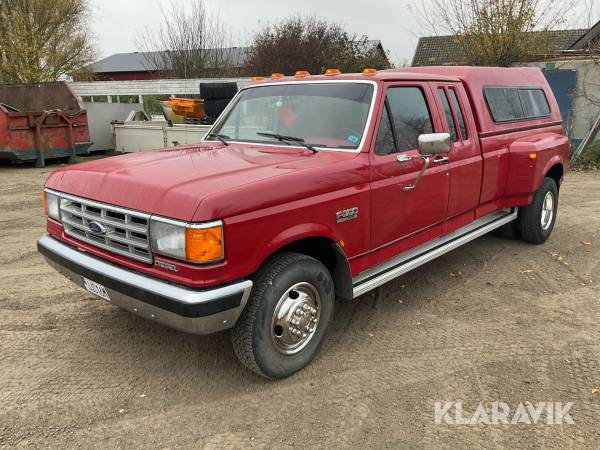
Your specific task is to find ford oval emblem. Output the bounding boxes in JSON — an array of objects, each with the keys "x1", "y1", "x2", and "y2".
[{"x1": 88, "y1": 221, "x2": 107, "y2": 234}]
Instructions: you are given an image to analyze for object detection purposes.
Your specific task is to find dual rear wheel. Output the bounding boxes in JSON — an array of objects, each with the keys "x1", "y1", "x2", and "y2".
[
  {"x1": 519, "y1": 177, "x2": 559, "y2": 244},
  {"x1": 497, "y1": 177, "x2": 559, "y2": 244}
]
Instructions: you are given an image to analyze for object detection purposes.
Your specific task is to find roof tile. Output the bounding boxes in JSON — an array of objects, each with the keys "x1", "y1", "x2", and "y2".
[{"x1": 412, "y1": 29, "x2": 589, "y2": 66}]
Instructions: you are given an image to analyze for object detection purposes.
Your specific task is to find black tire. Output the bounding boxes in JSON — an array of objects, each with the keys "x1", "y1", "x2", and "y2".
[
  {"x1": 199, "y1": 82, "x2": 238, "y2": 101},
  {"x1": 203, "y1": 98, "x2": 232, "y2": 118},
  {"x1": 231, "y1": 252, "x2": 335, "y2": 379},
  {"x1": 518, "y1": 177, "x2": 559, "y2": 244}
]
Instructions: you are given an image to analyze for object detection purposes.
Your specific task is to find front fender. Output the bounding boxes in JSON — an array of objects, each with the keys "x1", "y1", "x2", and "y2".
[
  {"x1": 250, "y1": 223, "x2": 354, "y2": 300},
  {"x1": 255, "y1": 222, "x2": 339, "y2": 267}
]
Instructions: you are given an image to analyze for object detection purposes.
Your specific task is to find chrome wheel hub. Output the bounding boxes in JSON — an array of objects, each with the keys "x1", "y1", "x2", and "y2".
[
  {"x1": 271, "y1": 282, "x2": 321, "y2": 355},
  {"x1": 541, "y1": 191, "x2": 555, "y2": 230}
]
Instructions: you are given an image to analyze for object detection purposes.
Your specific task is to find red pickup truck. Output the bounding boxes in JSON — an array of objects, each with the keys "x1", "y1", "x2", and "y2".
[{"x1": 38, "y1": 66, "x2": 569, "y2": 379}]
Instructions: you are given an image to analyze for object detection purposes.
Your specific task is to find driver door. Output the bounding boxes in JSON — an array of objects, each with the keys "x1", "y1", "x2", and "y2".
[{"x1": 369, "y1": 83, "x2": 451, "y2": 265}]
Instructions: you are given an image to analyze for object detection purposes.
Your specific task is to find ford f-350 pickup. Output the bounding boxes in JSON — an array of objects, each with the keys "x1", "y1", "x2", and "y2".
[{"x1": 38, "y1": 67, "x2": 569, "y2": 379}]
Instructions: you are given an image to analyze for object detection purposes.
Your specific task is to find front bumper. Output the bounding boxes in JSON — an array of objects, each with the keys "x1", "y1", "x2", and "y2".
[{"x1": 37, "y1": 235, "x2": 253, "y2": 335}]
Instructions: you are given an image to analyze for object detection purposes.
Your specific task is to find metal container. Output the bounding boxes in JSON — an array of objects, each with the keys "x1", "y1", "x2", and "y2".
[{"x1": 0, "y1": 81, "x2": 92, "y2": 166}]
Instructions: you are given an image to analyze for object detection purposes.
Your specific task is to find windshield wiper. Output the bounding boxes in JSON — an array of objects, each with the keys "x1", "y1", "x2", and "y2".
[
  {"x1": 256, "y1": 132, "x2": 317, "y2": 153},
  {"x1": 207, "y1": 133, "x2": 230, "y2": 146}
]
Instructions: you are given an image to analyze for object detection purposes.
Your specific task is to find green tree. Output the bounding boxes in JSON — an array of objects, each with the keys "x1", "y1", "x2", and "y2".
[{"x1": 0, "y1": 0, "x2": 96, "y2": 83}]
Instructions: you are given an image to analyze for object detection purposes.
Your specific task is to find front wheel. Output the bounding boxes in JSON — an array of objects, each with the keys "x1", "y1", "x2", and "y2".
[
  {"x1": 231, "y1": 252, "x2": 335, "y2": 379},
  {"x1": 519, "y1": 177, "x2": 559, "y2": 244}
]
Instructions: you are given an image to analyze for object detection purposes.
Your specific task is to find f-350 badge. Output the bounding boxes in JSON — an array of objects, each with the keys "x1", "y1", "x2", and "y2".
[{"x1": 336, "y1": 207, "x2": 358, "y2": 223}]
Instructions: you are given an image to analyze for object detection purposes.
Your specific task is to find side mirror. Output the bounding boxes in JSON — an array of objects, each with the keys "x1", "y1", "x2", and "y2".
[{"x1": 418, "y1": 133, "x2": 451, "y2": 155}]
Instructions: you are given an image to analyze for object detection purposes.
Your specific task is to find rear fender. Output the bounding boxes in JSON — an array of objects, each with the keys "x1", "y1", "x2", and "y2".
[
  {"x1": 539, "y1": 156, "x2": 566, "y2": 189},
  {"x1": 504, "y1": 133, "x2": 568, "y2": 199}
]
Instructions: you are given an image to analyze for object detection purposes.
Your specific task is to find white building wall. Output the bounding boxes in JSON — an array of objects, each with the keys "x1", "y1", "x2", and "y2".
[{"x1": 523, "y1": 59, "x2": 600, "y2": 143}]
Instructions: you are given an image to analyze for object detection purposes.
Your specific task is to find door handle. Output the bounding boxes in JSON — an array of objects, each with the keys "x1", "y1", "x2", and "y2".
[{"x1": 432, "y1": 156, "x2": 449, "y2": 164}]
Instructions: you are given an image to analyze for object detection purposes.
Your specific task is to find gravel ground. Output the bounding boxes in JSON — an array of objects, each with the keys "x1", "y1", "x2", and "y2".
[{"x1": 0, "y1": 160, "x2": 599, "y2": 449}]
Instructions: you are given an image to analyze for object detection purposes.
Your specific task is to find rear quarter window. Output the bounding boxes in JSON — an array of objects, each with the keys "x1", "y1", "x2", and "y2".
[
  {"x1": 519, "y1": 89, "x2": 550, "y2": 118},
  {"x1": 484, "y1": 86, "x2": 551, "y2": 123}
]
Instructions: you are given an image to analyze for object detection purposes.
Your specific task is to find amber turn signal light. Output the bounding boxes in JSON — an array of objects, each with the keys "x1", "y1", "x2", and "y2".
[
  {"x1": 42, "y1": 191, "x2": 48, "y2": 214},
  {"x1": 185, "y1": 225, "x2": 224, "y2": 263}
]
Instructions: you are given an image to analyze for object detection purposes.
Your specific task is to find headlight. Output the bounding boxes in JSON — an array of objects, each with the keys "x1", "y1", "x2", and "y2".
[
  {"x1": 150, "y1": 217, "x2": 224, "y2": 264},
  {"x1": 43, "y1": 190, "x2": 60, "y2": 221}
]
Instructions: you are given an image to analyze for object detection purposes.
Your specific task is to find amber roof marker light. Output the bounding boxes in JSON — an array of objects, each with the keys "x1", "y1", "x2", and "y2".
[
  {"x1": 324, "y1": 68, "x2": 341, "y2": 76},
  {"x1": 362, "y1": 68, "x2": 378, "y2": 76},
  {"x1": 251, "y1": 76, "x2": 265, "y2": 81},
  {"x1": 271, "y1": 72, "x2": 285, "y2": 79},
  {"x1": 295, "y1": 70, "x2": 310, "y2": 78}
]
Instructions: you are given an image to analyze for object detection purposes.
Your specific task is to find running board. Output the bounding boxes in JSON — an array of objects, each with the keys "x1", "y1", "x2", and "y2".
[{"x1": 352, "y1": 209, "x2": 518, "y2": 298}]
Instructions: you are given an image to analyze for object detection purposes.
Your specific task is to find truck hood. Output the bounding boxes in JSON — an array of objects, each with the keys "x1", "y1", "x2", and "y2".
[{"x1": 45, "y1": 142, "x2": 364, "y2": 222}]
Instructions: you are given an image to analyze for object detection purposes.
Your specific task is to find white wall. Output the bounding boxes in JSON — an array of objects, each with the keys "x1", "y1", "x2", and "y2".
[
  {"x1": 83, "y1": 102, "x2": 141, "y2": 151},
  {"x1": 523, "y1": 59, "x2": 600, "y2": 143}
]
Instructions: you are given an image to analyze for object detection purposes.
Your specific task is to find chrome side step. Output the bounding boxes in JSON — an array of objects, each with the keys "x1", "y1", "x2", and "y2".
[{"x1": 352, "y1": 209, "x2": 518, "y2": 298}]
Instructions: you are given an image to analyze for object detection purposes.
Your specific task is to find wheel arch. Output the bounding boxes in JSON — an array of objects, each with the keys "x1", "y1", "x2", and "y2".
[
  {"x1": 544, "y1": 161, "x2": 564, "y2": 190},
  {"x1": 256, "y1": 231, "x2": 354, "y2": 301}
]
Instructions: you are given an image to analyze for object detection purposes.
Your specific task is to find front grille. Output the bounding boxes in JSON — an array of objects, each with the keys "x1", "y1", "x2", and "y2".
[{"x1": 60, "y1": 194, "x2": 152, "y2": 263}]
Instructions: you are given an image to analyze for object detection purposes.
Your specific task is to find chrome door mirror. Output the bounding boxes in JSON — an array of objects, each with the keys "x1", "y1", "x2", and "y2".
[{"x1": 418, "y1": 133, "x2": 451, "y2": 155}]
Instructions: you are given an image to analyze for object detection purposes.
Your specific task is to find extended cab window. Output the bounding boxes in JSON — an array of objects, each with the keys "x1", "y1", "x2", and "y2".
[
  {"x1": 438, "y1": 88, "x2": 458, "y2": 142},
  {"x1": 375, "y1": 87, "x2": 433, "y2": 155},
  {"x1": 449, "y1": 88, "x2": 468, "y2": 139},
  {"x1": 484, "y1": 86, "x2": 550, "y2": 123}
]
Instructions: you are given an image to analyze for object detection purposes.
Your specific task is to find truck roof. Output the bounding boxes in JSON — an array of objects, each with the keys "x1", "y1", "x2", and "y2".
[
  {"x1": 249, "y1": 70, "x2": 460, "y2": 83},
  {"x1": 388, "y1": 66, "x2": 553, "y2": 92},
  {"x1": 249, "y1": 66, "x2": 547, "y2": 84},
  {"x1": 249, "y1": 66, "x2": 562, "y2": 135}
]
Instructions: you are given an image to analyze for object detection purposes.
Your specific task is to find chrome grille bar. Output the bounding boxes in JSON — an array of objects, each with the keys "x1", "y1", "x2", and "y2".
[
  {"x1": 59, "y1": 193, "x2": 152, "y2": 263},
  {"x1": 60, "y1": 204, "x2": 148, "y2": 233}
]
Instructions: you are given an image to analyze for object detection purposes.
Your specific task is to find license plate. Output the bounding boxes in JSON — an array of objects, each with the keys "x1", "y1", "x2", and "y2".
[{"x1": 81, "y1": 276, "x2": 111, "y2": 301}]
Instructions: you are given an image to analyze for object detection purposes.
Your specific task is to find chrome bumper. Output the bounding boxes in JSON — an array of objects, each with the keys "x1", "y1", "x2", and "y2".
[{"x1": 37, "y1": 235, "x2": 253, "y2": 335}]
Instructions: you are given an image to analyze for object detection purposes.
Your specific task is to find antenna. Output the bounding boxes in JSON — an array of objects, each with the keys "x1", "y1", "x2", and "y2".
[{"x1": 184, "y1": 56, "x2": 188, "y2": 146}]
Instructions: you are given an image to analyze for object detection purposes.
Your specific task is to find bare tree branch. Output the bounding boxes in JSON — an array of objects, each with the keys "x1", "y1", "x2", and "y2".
[{"x1": 135, "y1": 0, "x2": 236, "y2": 79}]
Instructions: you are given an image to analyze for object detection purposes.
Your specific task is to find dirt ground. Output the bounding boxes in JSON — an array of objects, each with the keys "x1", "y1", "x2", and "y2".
[{"x1": 0, "y1": 159, "x2": 599, "y2": 449}]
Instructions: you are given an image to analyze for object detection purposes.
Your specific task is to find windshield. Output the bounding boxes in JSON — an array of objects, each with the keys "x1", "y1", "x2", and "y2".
[{"x1": 209, "y1": 82, "x2": 374, "y2": 150}]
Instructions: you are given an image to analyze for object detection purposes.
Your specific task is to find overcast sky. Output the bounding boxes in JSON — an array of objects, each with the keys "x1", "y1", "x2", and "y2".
[{"x1": 89, "y1": 0, "x2": 599, "y2": 67}]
